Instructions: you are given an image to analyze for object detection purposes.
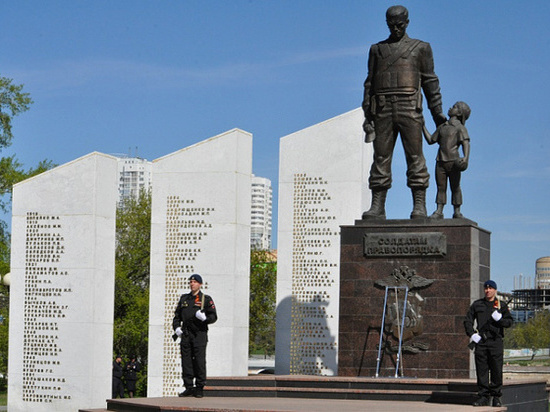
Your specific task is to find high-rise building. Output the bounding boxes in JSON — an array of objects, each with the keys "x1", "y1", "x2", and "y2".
[
  {"x1": 115, "y1": 156, "x2": 152, "y2": 203},
  {"x1": 115, "y1": 156, "x2": 272, "y2": 249},
  {"x1": 536, "y1": 256, "x2": 550, "y2": 289},
  {"x1": 250, "y1": 175, "x2": 273, "y2": 250}
]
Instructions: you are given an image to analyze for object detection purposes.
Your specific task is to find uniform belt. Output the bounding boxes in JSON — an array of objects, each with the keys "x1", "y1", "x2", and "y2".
[{"x1": 383, "y1": 94, "x2": 416, "y2": 102}]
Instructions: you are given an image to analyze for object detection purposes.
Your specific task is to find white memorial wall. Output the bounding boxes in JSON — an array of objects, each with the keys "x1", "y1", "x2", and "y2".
[
  {"x1": 275, "y1": 108, "x2": 371, "y2": 375},
  {"x1": 8, "y1": 152, "x2": 118, "y2": 412},
  {"x1": 147, "y1": 129, "x2": 252, "y2": 397}
]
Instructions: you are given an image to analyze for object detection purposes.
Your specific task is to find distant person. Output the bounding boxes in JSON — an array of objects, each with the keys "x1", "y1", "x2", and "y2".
[
  {"x1": 464, "y1": 280, "x2": 513, "y2": 407},
  {"x1": 124, "y1": 355, "x2": 140, "y2": 398},
  {"x1": 423, "y1": 101, "x2": 471, "y2": 219},
  {"x1": 362, "y1": 5, "x2": 446, "y2": 220},
  {"x1": 112, "y1": 354, "x2": 124, "y2": 399},
  {"x1": 173, "y1": 274, "x2": 217, "y2": 398}
]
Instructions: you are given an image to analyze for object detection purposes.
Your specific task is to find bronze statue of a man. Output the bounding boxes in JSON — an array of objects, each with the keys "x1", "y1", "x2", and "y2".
[{"x1": 362, "y1": 5, "x2": 446, "y2": 219}]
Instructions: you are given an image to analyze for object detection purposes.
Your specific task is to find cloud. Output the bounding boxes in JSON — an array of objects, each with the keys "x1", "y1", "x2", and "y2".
[
  {"x1": 6, "y1": 45, "x2": 366, "y2": 95},
  {"x1": 9, "y1": 58, "x2": 259, "y2": 92},
  {"x1": 276, "y1": 46, "x2": 365, "y2": 66},
  {"x1": 495, "y1": 231, "x2": 550, "y2": 242},
  {"x1": 500, "y1": 166, "x2": 550, "y2": 178},
  {"x1": 482, "y1": 214, "x2": 550, "y2": 226}
]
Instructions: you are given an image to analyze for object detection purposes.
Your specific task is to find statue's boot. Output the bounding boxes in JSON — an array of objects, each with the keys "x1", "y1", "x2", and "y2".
[
  {"x1": 362, "y1": 190, "x2": 387, "y2": 220},
  {"x1": 410, "y1": 189, "x2": 427, "y2": 219}
]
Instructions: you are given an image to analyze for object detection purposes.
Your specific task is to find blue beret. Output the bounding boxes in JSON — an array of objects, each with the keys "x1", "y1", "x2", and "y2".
[
  {"x1": 189, "y1": 274, "x2": 203, "y2": 284},
  {"x1": 483, "y1": 280, "x2": 497, "y2": 289}
]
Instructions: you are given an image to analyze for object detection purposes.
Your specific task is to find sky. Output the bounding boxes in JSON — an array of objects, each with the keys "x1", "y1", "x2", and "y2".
[{"x1": 1, "y1": 1, "x2": 549, "y2": 293}]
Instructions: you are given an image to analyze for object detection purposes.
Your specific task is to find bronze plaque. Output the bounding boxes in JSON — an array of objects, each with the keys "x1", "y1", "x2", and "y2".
[{"x1": 363, "y1": 232, "x2": 446, "y2": 257}]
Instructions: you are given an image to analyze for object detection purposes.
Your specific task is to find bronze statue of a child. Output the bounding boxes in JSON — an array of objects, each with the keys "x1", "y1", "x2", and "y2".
[{"x1": 423, "y1": 101, "x2": 471, "y2": 219}]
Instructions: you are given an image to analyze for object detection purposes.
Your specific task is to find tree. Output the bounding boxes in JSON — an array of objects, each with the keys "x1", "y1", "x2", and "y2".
[
  {"x1": 113, "y1": 190, "x2": 151, "y2": 396},
  {"x1": 249, "y1": 249, "x2": 277, "y2": 356},
  {"x1": 0, "y1": 76, "x2": 33, "y2": 148},
  {"x1": 509, "y1": 310, "x2": 550, "y2": 359}
]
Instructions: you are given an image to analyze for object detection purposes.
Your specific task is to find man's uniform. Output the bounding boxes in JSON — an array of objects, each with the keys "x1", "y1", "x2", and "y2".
[
  {"x1": 363, "y1": 34, "x2": 443, "y2": 192},
  {"x1": 173, "y1": 290, "x2": 217, "y2": 391},
  {"x1": 112, "y1": 358, "x2": 124, "y2": 398},
  {"x1": 464, "y1": 296, "x2": 512, "y2": 401}
]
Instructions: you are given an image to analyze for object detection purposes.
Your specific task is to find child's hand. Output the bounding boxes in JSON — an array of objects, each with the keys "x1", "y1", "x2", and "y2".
[{"x1": 456, "y1": 157, "x2": 468, "y2": 171}]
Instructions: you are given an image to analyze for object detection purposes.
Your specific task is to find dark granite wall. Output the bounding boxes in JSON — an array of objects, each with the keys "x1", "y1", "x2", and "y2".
[{"x1": 338, "y1": 219, "x2": 490, "y2": 378}]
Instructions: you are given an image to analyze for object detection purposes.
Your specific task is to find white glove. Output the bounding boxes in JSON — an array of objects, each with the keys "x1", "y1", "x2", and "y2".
[
  {"x1": 470, "y1": 333, "x2": 481, "y2": 344},
  {"x1": 492, "y1": 311, "x2": 502, "y2": 321},
  {"x1": 175, "y1": 327, "x2": 183, "y2": 337},
  {"x1": 195, "y1": 310, "x2": 207, "y2": 322}
]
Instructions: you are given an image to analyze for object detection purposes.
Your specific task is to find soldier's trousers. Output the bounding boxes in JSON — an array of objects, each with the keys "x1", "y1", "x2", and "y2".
[
  {"x1": 180, "y1": 330, "x2": 208, "y2": 389},
  {"x1": 370, "y1": 95, "x2": 429, "y2": 191},
  {"x1": 112, "y1": 377, "x2": 124, "y2": 398},
  {"x1": 474, "y1": 338, "x2": 504, "y2": 398}
]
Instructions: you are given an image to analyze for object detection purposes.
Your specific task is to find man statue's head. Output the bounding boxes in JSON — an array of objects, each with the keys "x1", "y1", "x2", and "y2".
[{"x1": 386, "y1": 5, "x2": 409, "y2": 41}]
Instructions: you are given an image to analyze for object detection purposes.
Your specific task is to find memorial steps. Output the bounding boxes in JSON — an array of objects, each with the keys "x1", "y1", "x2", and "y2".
[{"x1": 79, "y1": 375, "x2": 548, "y2": 412}]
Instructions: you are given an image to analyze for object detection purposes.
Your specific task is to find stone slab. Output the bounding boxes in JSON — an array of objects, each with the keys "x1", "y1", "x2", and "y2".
[
  {"x1": 8, "y1": 152, "x2": 118, "y2": 412},
  {"x1": 147, "y1": 129, "x2": 252, "y2": 397},
  {"x1": 275, "y1": 108, "x2": 371, "y2": 375}
]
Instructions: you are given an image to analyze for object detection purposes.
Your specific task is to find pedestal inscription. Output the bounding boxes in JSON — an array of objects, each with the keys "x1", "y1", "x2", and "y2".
[{"x1": 363, "y1": 232, "x2": 447, "y2": 257}]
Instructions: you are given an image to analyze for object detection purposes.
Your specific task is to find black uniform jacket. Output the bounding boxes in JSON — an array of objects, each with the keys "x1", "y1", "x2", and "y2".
[
  {"x1": 112, "y1": 360, "x2": 123, "y2": 379},
  {"x1": 173, "y1": 291, "x2": 217, "y2": 334},
  {"x1": 464, "y1": 298, "x2": 513, "y2": 340}
]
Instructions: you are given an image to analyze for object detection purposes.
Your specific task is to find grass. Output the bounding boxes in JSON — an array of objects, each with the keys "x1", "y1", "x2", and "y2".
[
  {"x1": 0, "y1": 391, "x2": 6, "y2": 406},
  {"x1": 506, "y1": 358, "x2": 550, "y2": 367}
]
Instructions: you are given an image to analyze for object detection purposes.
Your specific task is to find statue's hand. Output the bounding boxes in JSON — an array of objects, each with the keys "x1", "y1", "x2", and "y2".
[
  {"x1": 363, "y1": 120, "x2": 376, "y2": 143},
  {"x1": 456, "y1": 157, "x2": 468, "y2": 171},
  {"x1": 433, "y1": 112, "x2": 447, "y2": 127}
]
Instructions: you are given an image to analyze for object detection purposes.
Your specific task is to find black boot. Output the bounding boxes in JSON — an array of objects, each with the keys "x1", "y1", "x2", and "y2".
[
  {"x1": 362, "y1": 190, "x2": 387, "y2": 220},
  {"x1": 410, "y1": 189, "x2": 427, "y2": 219},
  {"x1": 472, "y1": 396, "x2": 490, "y2": 406},
  {"x1": 178, "y1": 387, "x2": 195, "y2": 397}
]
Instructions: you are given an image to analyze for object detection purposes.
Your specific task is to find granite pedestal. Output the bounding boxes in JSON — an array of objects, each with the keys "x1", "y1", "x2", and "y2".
[{"x1": 339, "y1": 218, "x2": 490, "y2": 379}]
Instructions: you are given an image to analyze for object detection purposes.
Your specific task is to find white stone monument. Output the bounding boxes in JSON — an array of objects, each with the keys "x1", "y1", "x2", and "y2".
[
  {"x1": 8, "y1": 152, "x2": 118, "y2": 411},
  {"x1": 147, "y1": 129, "x2": 252, "y2": 397},
  {"x1": 275, "y1": 108, "x2": 371, "y2": 375}
]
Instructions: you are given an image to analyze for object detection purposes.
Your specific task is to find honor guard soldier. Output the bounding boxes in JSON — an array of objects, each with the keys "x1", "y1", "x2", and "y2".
[
  {"x1": 464, "y1": 280, "x2": 512, "y2": 407},
  {"x1": 173, "y1": 274, "x2": 217, "y2": 398}
]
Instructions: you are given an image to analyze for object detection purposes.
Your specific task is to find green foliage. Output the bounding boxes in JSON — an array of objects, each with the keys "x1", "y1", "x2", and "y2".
[
  {"x1": 249, "y1": 249, "x2": 276, "y2": 356},
  {"x1": 503, "y1": 322, "x2": 521, "y2": 349},
  {"x1": 0, "y1": 76, "x2": 33, "y2": 148},
  {"x1": 113, "y1": 190, "x2": 151, "y2": 396},
  {"x1": 507, "y1": 310, "x2": 550, "y2": 358}
]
